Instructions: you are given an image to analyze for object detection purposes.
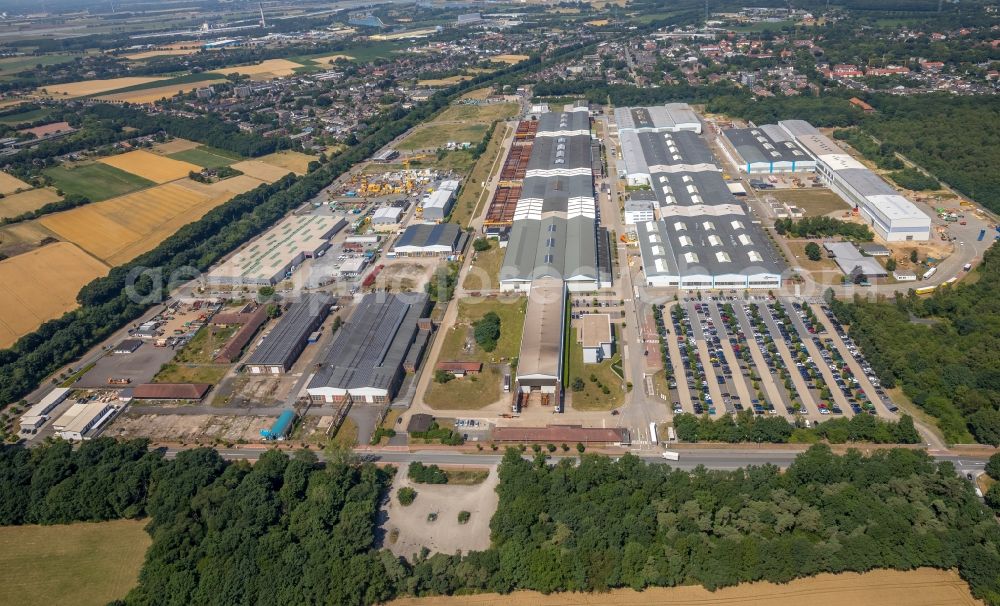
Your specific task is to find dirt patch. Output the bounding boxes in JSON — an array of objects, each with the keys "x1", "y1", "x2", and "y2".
[
  {"x1": 385, "y1": 568, "x2": 982, "y2": 606},
  {"x1": 106, "y1": 412, "x2": 273, "y2": 444},
  {"x1": 0, "y1": 242, "x2": 109, "y2": 348},
  {"x1": 382, "y1": 465, "x2": 498, "y2": 560}
]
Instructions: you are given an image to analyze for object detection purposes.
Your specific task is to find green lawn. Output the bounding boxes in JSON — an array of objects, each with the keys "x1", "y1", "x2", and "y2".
[
  {"x1": 167, "y1": 145, "x2": 242, "y2": 168},
  {"x1": 436, "y1": 103, "x2": 519, "y2": 124},
  {"x1": 769, "y1": 188, "x2": 850, "y2": 217},
  {"x1": 462, "y1": 242, "x2": 504, "y2": 291},
  {"x1": 43, "y1": 163, "x2": 154, "y2": 201},
  {"x1": 567, "y1": 327, "x2": 624, "y2": 411},
  {"x1": 0, "y1": 107, "x2": 53, "y2": 125},
  {"x1": 397, "y1": 123, "x2": 488, "y2": 151},
  {"x1": 0, "y1": 520, "x2": 150, "y2": 606},
  {"x1": 424, "y1": 366, "x2": 503, "y2": 410},
  {"x1": 450, "y1": 123, "x2": 508, "y2": 228},
  {"x1": 438, "y1": 297, "x2": 526, "y2": 362},
  {"x1": 0, "y1": 53, "x2": 80, "y2": 78},
  {"x1": 173, "y1": 325, "x2": 237, "y2": 364}
]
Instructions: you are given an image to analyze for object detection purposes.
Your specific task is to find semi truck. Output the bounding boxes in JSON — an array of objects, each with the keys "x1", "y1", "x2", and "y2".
[{"x1": 662, "y1": 451, "x2": 680, "y2": 461}]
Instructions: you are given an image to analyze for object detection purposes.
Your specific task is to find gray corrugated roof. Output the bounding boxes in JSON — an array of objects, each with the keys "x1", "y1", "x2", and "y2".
[
  {"x1": 308, "y1": 293, "x2": 428, "y2": 391},
  {"x1": 723, "y1": 127, "x2": 810, "y2": 164},
  {"x1": 246, "y1": 293, "x2": 331, "y2": 368},
  {"x1": 394, "y1": 223, "x2": 462, "y2": 250},
  {"x1": 837, "y1": 167, "x2": 899, "y2": 197},
  {"x1": 536, "y1": 110, "x2": 590, "y2": 134},
  {"x1": 526, "y1": 134, "x2": 592, "y2": 171}
]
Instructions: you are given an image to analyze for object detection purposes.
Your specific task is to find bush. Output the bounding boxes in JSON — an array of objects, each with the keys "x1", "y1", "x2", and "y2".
[
  {"x1": 473, "y1": 238, "x2": 491, "y2": 252},
  {"x1": 473, "y1": 311, "x2": 501, "y2": 352},
  {"x1": 987, "y1": 452, "x2": 1000, "y2": 480},
  {"x1": 434, "y1": 370, "x2": 455, "y2": 384},
  {"x1": 398, "y1": 487, "x2": 417, "y2": 506},
  {"x1": 576, "y1": 442, "x2": 586, "y2": 453},
  {"x1": 805, "y1": 242, "x2": 823, "y2": 261},
  {"x1": 985, "y1": 483, "x2": 1000, "y2": 513},
  {"x1": 571, "y1": 377, "x2": 585, "y2": 391},
  {"x1": 408, "y1": 462, "x2": 448, "y2": 484},
  {"x1": 458, "y1": 510, "x2": 471, "y2": 524}
]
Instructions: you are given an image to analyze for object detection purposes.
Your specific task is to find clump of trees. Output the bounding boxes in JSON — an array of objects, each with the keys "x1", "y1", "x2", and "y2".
[
  {"x1": 833, "y1": 128, "x2": 904, "y2": 170},
  {"x1": 408, "y1": 462, "x2": 447, "y2": 484},
  {"x1": 473, "y1": 311, "x2": 501, "y2": 352},
  {"x1": 830, "y1": 244, "x2": 1000, "y2": 445},
  {"x1": 673, "y1": 411, "x2": 921, "y2": 444},
  {"x1": 985, "y1": 452, "x2": 1000, "y2": 513},
  {"x1": 398, "y1": 487, "x2": 417, "y2": 506},
  {"x1": 409, "y1": 422, "x2": 464, "y2": 446},
  {"x1": 890, "y1": 167, "x2": 940, "y2": 191},
  {"x1": 775, "y1": 217, "x2": 874, "y2": 241},
  {"x1": 805, "y1": 242, "x2": 823, "y2": 261}
]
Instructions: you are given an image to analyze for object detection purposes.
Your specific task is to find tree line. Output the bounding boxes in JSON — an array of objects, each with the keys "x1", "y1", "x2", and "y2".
[
  {"x1": 830, "y1": 243, "x2": 1000, "y2": 445},
  {"x1": 673, "y1": 411, "x2": 921, "y2": 444},
  {"x1": 3, "y1": 440, "x2": 997, "y2": 605},
  {"x1": 774, "y1": 216, "x2": 874, "y2": 241}
]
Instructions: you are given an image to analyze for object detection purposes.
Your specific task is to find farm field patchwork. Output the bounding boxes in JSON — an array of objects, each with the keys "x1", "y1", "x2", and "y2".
[
  {"x1": 210, "y1": 58, "x2": 304, "y2": 80},
  {"x1": 97, "y1": 79, "x2": 227, "y2": 104},
  {"x1": 99, "y1": 150, "x2": 203, "y2": 183},
  {"x1": 490, "y1": 54, "x2": 530, "y2": 64},
  {"x1": 173, "y1": 174, "x2": 268, "y2": 197},
  {"x1": 38, "y1": 182, "x2": 228, "y2": 266},
  {"x1": 385, "y1": 569, "x2": 982, "y2": 606},
  {"x1": 37, "y1": 76, "x2": 166, "y2": 98},
  {"x1": 0, "y1": 53, "x2": 80, "y2": 77},
  {"x1": 256, "y1": 150, "x2": 315, "y2": 174},
  {"x1": 0, "y1": 520, "x2": 151, "y2": 606},
  {"x1": 231, "y1": 159, "x2": 297, "y2": 182},
  {"x1": 0, "y1": 188, "x2": 61, "y2": 219},
  {"x1": 167, "y1": 145, "x2": 242, "y2": 168},
  {"x1": 43, "y1": 162, "x2": 155, "y2": 201},
  {"x1": 0, "y1": 171, "x2": 31, "y2": 194},
  {"x1": 0, "y1": 242, "x2": 109, "y2": 348},
  {"x1": 151, "y1": 138, "x2": 201, "y2": 154}
]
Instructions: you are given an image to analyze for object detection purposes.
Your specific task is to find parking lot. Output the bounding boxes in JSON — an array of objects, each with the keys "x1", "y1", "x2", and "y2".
[{"x1": 655, "y1": 296, "x2": 900, "y2": 423}]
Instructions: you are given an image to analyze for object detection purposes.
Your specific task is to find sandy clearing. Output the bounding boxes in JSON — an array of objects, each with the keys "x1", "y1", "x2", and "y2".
[
  {"x1": 0, "y1": 172, "x2": 31, "y2": 195},
  {"x1": 38, "y1": 182, "x2": 225, "y2": 265},
  {"x1": 385, "y1": 568, "x2": 982, "y2": 606},
  {"x1": 231, "y1": 159, "x2": 297, "y2": 183},
  {"x1": 99, "y1": 150, "x2": 203, "y2": 183},
  {"x1": 382, "y1": 465, "x2": 497, "y2": 560},
  {"x1": 0, "y1": 243, "x2": 109, "y2": 348},
  {"x1": 38, "y1": 77, "x2": 165, "y2": 98},
  {"x1": 97, "y1": 79, "x2": 226, "y2": 104},
  {"x1": 0, "y1": 188, "x2": 61, "y2": 219},
  {"x1": 210, "y1": 58, "x2": 303, "y2": 80}
]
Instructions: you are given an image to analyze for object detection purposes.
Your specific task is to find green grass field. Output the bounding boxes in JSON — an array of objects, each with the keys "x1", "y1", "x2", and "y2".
[
  {"x1": 0, "y1": 107, "x2": 53, "y2": 125},
  {"x1": 0, "y1": 519, "x2": 150, "y2": 606},
  {"x1": 769, "y1": 188, "x2": 851, "y2": 217},
  {"x1": 451, "y1": 124, "x2": 509, "y2": 228},
  {"x1": 439, "y1": 297, "x2": 526, "y2": 362},
  {"x1": 462, "y1": 243, "x2": 504, "y2": 291},
  {"x1": 397, "y1": 123, "x2": 488, "y2": 151},
  {"x1": 43, "y1": 163, "x2": 155, "y2": 201},
  {"x1": 0, "y1": 53, "x2": 80, "y2": 78},
  {"x1": 567, "y1": 327, "x2": 624, "y2": 411},
  {"x1": 168, "y1": 145, "x2": 242, "y2": 168},
  {"x1": 425, "y1": 366, "x2": 503, "y2": 410}
]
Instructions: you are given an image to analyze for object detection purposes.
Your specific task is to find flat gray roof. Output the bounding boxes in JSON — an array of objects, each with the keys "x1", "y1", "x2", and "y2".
[
  {"x1": 394, "y1": 223, "x2": 462, "y2": 250},
  {"x1": 824, "y1": 242, "x2": 887, "y2": 277},
  {"x1": 246, "y1": 293, "x2": 331, "y2": 369},
  {"x1": 308, "y1": 293, "x2": 428, "y2": 391},
  {"x1": 723, "y1": 127, "x2": 810, "y2": 164},
  {"x1": 517, "y1": 277, "x2": 565, "y2": 380}
]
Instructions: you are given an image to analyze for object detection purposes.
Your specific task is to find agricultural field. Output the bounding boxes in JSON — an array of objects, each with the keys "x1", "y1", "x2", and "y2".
[
  {"x1": 38, "y1": 182, "x2": 229, "y2": 266},
  {"x1": 210, "y1": 58, "x2": 304, "y2": 80},
  {"x1": 0, "y1": 53, "x2": 80, "y2": 78},
  {"x1": 256, "y1": 150, "x2": 315, "y2": 175},
  {"x1": 37, "y1": 76, "x2": 165, "y2": 98},
  {"x1": 307, "y1": 53, "x2": 354, "y2": 66},
  {"x1": 0, "y1": 242, "x2": 109, "y2": 348},
  {"x1": 151, "y1": 138, "x2": 200, "y2": 154},
  {"x1": 385, "y1": 569, "x2": 982, "y2": 606},
  {"x1": 173, "y1": 174, "x2": 268, "y2": 197},
  {"x1": 0, "y1": 106, "x2": 53, "y2": 125},
  {"x1": 490, "y1": 54, "x2": 530, "y2": 64},
  {"x1": 0, "y1": 187, "x2": 61, "y2": 219},
  {"x1": 0, "y1": 520, "x2": 151, "y2": 606},
  {"x1": 43, "y1": 162, "x2": 155, "y2": 201},
  {"x1": 417, "y1": 75, "x2": 472, "y2": 87},
  {"x1": 231, "y1": 159, "x2": 297, "y2": 182},
  {"x1": 167, "y1": 145, "x2": 242, "y2": 168},
  {"x1": 398, "y1": 123, "x2": 488, "y2": 151},
  {"x1": 96, "y1": 79, "x2": 227, "y2": 104},
  {"x1": 99, "y1": 150, "x2": 202, "y2": 183},
  {"x1": 0, "y1": 172, "x2": 31, "y2": 195}
]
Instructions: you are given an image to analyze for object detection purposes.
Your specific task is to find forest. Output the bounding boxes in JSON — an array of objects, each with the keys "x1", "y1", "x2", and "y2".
[
  {"x1": 672, "y1": 411, "x2": 920, "y2": 444},
  {"x1": 830, "y1": 243, "x2": 1000, "y2": 445},
  {"x1": 1, "y1": 440, "x2": 998, "y2": 605}
]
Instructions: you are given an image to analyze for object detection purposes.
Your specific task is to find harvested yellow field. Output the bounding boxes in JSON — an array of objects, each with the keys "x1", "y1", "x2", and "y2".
[
  {"x1": 587, "y1": 19, "x2": 610, "y2": 26},
  {"x1": 0, "y1": 243, "x2": 109, "y2": 348},
  {"x1": 211, "y1": 59, "x2": 303, "y2": 80},
  {"x1": 258, "y1": 150, "x2": 314, "y2": 175},
  {"x1": 0, "y1": 188, "x2": 61, "y2": 219},
  {"x1": 173, "y1": 174, "x2": 267, "y2": 197},
  {"x1": 490, "y1": 54, "x2": 530, "y2": 64},
  {"x1": 0, "y1": 171, "x2": 31, "y2": 194},
  {"x1": 151, "y1": 138, "x2": 200, "y2": 154},
  {"x1": 370, "y1": 28, "x2": 438, "y2": 41},
  {"x1": 387, "y1": 569, "x2": 982, "y2": 606},
  {"x1": 38, "y1": 77, "x2": 165, "y2": 98},
  {"x1": 97, "y1": 79, "x2": 226, "y2": 104},
  {"x1": 39, "y1": 182, "x2": 226, "y2": 266},
  {"x1": 310, "y1": 53, "x2": 353, "y2": 65},
  {"x1": 230, "y1": 160, "x2": 295, "y2": 183},
  {"x1": 124, "y1": 48, "x2": 196, "y2": 60},
  {"x1": 418, "y1": 75, "x2": 472, "y2": 87},
  {"x1": 99, "y1": 150, "x2": 202, "y2": 183}
]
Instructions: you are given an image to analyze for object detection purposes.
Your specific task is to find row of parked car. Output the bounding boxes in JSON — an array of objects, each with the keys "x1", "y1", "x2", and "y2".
[{"x1": 819, "y1": 305, "x2": 899, "y2": 414}]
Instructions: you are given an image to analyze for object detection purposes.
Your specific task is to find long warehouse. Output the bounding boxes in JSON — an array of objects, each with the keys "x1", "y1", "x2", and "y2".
[
  {"x1": 777, "y1": 120, "x2": 931, "y2": 241},
  {"x1": 500, "y1": 108, "x2": 606, "y2": 292},
  {"x1": 306, "y1": 293, "x2": 429, "y2": 404},
  {"x1": 720, "y1": 125, "x2": 816, "y2": 174},
  {"x1": 617, "y1": 106, "x2": 784, "y2": 290},
  {"x1": 246, "y1": 293, "x2": 332, "y2": 374}
]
